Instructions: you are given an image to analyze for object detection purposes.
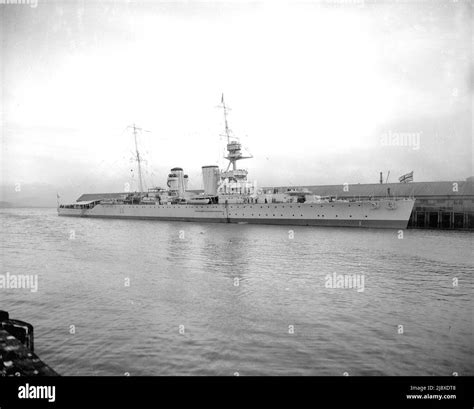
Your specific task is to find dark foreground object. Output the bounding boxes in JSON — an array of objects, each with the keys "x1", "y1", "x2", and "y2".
[
  {"x1": 0, "y1": 311, "x2": 58, "y2": 376},
  {"x1": 0, "y1": 376, "x2": 472, "y2": 409}
]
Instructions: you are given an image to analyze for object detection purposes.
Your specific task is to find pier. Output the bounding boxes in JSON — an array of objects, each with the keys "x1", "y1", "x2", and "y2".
[{"x1": 0, "y1": 311, "x2": 58, "y2": 376}]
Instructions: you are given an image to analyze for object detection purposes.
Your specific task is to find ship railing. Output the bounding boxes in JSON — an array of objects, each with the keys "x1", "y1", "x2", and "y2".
[{"x1": 334, "y1": 195, "x2": 414, "y2": 202}]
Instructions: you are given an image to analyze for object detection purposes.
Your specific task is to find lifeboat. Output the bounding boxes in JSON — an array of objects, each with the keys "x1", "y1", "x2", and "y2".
[{"x1": 187, "y1": 197, "x2": 210, "y2": 204}]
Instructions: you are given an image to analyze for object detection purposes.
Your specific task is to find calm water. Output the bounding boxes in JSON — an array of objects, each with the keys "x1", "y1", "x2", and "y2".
[{"x1": 0, "y1": 208, "x2": 472, "y2": 376}]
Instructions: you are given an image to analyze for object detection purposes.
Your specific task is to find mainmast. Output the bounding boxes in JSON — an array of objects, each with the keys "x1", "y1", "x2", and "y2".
[{"x1": 129, "y1": 123, "x2": 146, "y2": 195}]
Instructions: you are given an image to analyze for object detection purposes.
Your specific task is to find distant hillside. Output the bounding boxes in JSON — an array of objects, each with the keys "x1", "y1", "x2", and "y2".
[
  {"x1": 1, "y1": 184, "x2": 63, "y2": 207},
  {"x1": 0, "y1": 182, "x2": 127, "y2": 207}
]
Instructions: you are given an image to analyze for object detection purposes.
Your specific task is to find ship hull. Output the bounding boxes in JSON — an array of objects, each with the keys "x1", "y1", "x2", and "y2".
[{"x1": 58, "y1": 199, "x2": 415, "y2": 229}]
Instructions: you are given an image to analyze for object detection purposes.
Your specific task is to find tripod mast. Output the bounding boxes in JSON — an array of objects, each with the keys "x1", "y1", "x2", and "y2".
[
  {"x1": 129, "y1": 123, "x2": 147, "y2": 195},
  {"x1": 218, "y1": 94, "x2": 252, "y2": 173}
]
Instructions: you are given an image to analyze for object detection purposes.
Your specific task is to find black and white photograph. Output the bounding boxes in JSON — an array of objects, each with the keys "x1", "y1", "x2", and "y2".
[{"x1": 0, "y1": 0, "x2": 472, "y2": 408}]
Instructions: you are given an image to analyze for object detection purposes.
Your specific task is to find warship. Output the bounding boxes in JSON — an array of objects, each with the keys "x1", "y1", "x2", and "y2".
[{"x1": 58, "y1": 96, "x2": 415, "y2": 228}]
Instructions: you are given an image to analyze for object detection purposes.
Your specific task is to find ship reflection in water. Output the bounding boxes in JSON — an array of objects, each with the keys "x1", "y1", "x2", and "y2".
[{"x1": 1, "y1": 208, "x2": 472, "y2": 375}]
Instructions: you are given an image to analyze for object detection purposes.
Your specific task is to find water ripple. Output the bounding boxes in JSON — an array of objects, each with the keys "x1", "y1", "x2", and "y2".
[{"x1": 1, "y1": 208, "x2": 472, "y2": 375}]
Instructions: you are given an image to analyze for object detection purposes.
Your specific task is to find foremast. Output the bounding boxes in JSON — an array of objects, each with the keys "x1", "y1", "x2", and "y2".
[
  {"x1": 218, "y1": 94, "x2": 252, "y2": 179},
  {"x1": 217, "y1": 94, "x2": 255, "y2": 197}
]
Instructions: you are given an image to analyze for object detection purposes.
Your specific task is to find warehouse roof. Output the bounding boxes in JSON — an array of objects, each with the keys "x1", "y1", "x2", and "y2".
[
  {"x1": 77, "y1": 179, "x2": 473, "y2": 202},
  {"x1": 272, "y1": 180, "x2": 474, "y2": 198}
]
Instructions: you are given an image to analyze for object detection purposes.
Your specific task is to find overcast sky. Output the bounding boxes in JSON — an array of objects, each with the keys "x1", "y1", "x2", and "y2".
[{"x1": 1, "y1": 0, "x2": 472, "y2": 202}]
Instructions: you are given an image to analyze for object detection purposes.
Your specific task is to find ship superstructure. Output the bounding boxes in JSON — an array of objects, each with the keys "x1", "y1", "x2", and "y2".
[{"x1": 58, "y1": 96, "x2": 415, "y2": 228}]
